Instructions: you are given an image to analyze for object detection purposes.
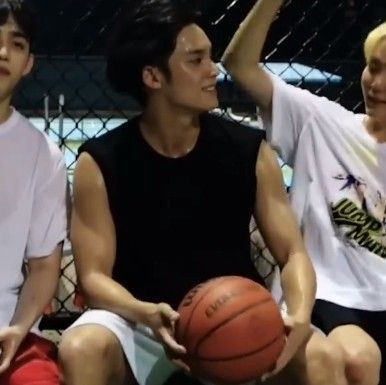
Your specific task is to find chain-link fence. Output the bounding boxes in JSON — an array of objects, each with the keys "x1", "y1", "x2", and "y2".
[{"x1": 20, "y1": 0, "x2": 384, "y2": 334}]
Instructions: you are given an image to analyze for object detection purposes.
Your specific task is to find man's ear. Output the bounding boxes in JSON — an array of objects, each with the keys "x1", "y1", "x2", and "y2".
[
  {"x1": 22, "y1": 54, "x2": 34, "y2": 77},
  {"x1": 142, "y1": 65, "x2": 164, "y2": 90}
]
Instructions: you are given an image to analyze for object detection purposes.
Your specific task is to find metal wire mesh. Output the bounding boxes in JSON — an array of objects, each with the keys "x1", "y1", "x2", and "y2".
[{"x1": 18, "y1": 0, "x2": 383, "y2": 330}]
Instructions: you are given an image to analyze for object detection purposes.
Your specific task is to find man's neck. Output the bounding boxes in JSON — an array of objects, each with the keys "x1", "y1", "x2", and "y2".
[
  {"x1": 365, "y1": 116, "x2": 386, "y2": 143},
  {"x1": 140, "y1": 102, "x2": 201, "y2": 158},
  {"x1": 0, "y1": 99, "x2": 12, "y2": 125}
]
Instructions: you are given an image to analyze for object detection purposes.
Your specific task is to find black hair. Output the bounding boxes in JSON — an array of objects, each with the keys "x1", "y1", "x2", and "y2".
[
  {"x1": 0, "y1": 0, "x2": 37, "y2": 50},
  {"x1": 106, "y1": 0, "x2": 204, "y2": 106}
]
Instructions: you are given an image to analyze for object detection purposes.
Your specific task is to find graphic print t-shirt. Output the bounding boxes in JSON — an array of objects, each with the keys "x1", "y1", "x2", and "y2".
[{"x1": 262, "y1": 74, "x2": 386, "y2": 311}]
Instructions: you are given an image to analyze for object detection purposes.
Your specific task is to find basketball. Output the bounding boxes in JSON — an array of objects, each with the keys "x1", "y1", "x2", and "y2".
[{"x1": 176, "y1": 276, "x2": 286, "y2": 384}]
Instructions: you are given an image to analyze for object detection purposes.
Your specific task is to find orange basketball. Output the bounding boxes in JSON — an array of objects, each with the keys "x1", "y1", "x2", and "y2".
[{"x1": 176, "y1": 276, "x2": 285, "y2": 384}]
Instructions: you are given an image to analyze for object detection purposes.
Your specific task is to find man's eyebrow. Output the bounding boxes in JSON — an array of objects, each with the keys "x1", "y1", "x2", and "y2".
[
  {"x1": 368, "y1": 57, "x2": 386, "y2": 69},
  {"x1": 185, "y1": 47, "x2": 212, "y2": 55},
  {"x1": 11, "y1": 30, "x2": 28, "y2": 40}
]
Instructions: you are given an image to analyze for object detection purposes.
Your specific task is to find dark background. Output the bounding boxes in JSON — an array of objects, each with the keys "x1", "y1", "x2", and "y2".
[{"x1": 15, "y1": 0, "x2": 386, "y2": 114}]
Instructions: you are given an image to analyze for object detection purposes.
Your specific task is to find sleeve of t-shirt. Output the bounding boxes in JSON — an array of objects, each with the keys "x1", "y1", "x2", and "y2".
[
  {"x1": 26, "y1": 136, "x2": 68, "y2": 258},
  {"x1": 261, "y1": 72, "x2": 349, "y2": 166}
]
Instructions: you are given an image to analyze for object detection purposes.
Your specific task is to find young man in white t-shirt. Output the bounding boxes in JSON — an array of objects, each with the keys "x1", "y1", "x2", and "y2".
[
  {"x1": 0, "y1": 1, "x2": 67, "y2": 385},
  {"x1": 223, "y1": 1, "x2": 386, "y2": 384}
]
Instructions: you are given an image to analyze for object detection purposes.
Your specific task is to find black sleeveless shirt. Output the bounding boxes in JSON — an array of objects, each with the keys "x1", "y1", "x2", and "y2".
[{"x1": 78, "y1": 113, "x2": 265, "y2": 308}]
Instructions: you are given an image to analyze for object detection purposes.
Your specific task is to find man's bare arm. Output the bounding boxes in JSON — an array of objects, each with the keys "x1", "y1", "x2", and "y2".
[
  {"x1": 254, "y1": 141, "x2": 315, "y2": 319},
  {"x1": 10, "y1": 245, "x2": 62, "y2": 333},
  {"x1": 222, "y1": 0, "x2": 284, "y2": 110},
  {"x1": 71, "y1": 152, "x2": 186, "y2": 354},
  {"x1": 71, "y1": 152, "x2": 152, "y2": 323}
]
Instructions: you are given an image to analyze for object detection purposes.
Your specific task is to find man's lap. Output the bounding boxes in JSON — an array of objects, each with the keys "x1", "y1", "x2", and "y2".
[
  {"x1": 312, "y1": 299, "x2": 385, "y2": 378},
  {"x1": 65, "y1": 309, "x2": 179, "y2": 385},
  {"x1": 312, "y1": 299, "x2": 386, "y2": 344},
  {"x1": 0, "y1": 332, "x2": 59, "y2": 385},
  {"x1": 65, "y1": 309, "x2": 260, "y2": 385}
]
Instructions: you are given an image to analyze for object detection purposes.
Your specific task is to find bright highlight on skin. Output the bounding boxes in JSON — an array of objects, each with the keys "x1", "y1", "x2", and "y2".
[{"x1": 364, "y1": 22, "x2": 386, "y2": 63}]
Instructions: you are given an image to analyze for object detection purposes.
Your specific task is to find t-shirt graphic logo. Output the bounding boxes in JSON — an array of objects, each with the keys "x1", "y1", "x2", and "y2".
[
  {"x1": 333, "y1": 173, "x2": 367, "y2": 210},
  {"x1": 331, "y1": 198, "x2": 386, "y2": 258},
  {"x1": 331, "y1": 173, "x2": 386, "y2": 258}
]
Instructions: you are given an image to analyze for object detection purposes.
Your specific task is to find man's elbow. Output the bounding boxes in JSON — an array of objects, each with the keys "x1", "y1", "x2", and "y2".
[
  {"x1": 77, "y1": 270, "x2": 107, "y2": 306},
  {"x1": 221, "y1": 51, "x2": 242, "y2": 75},
  {"x1": 221, "y1": 49, "x2": 232, "y2": 68},
  {"x1": 78, "y1": 271, "x2": 96, "y2": 295}
]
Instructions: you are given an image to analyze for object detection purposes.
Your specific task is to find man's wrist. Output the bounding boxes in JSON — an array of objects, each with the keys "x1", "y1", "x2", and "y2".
[
  {"x1": 124, "y1": 298, "x2": 154, "y2": 324},
  {"x1": 7, "y1": 323, "x2": 30, "y2": 338}
]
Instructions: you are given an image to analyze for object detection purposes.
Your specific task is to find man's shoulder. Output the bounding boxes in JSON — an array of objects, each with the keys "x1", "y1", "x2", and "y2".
[
  {"x1": 79, "y1": 117, "x2": 137, "y2": 155},
  {"x1": 15, "y1": 111, "x2": 64, "y2": 163},
  {"x1": 14, "y1": 110, "x2": 45, "y2": 142}
]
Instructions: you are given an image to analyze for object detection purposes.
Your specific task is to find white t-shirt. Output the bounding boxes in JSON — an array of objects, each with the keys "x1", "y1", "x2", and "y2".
[
  {"x1": 262, "y1": 74, "x2": 386, "y2": 311},
  {"x1": 0, "y1": 108, "x2": 67, "y2": 332}
]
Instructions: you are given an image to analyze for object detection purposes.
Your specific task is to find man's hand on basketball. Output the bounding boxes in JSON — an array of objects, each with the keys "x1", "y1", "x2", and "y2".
[
  {"x1": 262, "y1": 314, "x2": 312, "y2": 380},
  {"x1": 141, "y1": 302, "x2": 190, "y2": 371},
  {"x1": 0, "y1": 325, "x2": 26, "y2": 374}
]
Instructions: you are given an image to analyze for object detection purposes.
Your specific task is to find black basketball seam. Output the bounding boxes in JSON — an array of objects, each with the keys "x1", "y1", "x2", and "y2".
[
  {"x1": 193, "y1": 331, "x2": 284, "y2": 361},
  {"x1": 180, "y1": 276, "x2": 257, "y2": 347},
  {"x1": 193, "y1": 297, "x2": 275, "y2": 356}
]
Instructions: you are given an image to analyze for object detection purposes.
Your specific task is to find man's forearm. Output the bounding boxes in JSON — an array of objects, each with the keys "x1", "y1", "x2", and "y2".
[
  {"x1": 280, "y1": 251, "x2": 316, "y2": 320},
  {"x1": 222, "y1": 0, "x2": 283, "y2": 69},
  {"x1": 81, "y1": 272, "x2": 154, "y2": 324},
  {"x1": 10, "y1": 258, "x2": 60, "y2": 334}
]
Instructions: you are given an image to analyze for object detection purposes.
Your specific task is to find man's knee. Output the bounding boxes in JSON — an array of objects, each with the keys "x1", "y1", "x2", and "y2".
[
  {"x1": 58, "y1": 325, "x2": 121, "y2": 366},
  {"x1": 344, "y1": 345, "x2": 381, "y2": 385},
  {"x1": 308, "y1": 339, "x2": 344, "y2": 370},
  {"x1": 58, "y1": 325, "x2": 132, "y2": 385},
  {"x1": 294, "y1": 332, "x2": 347, "y2": 384},
  {"x1": 328, "y1": 325, "x2": 381, "y2": 385}
]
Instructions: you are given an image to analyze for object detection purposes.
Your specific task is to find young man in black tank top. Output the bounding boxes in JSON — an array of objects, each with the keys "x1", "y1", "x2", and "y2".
[{"x1": 58, "y1": 1, "x2": 343, "y2": 384}]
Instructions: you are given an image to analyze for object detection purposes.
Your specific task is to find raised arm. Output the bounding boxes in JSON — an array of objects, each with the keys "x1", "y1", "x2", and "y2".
[{"x1": 222, "y1": 0, "x2": 284, "y2": 110}]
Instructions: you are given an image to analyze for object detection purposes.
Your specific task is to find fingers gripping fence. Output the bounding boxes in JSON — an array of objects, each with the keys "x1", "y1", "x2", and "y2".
[{"x1": 17, "y1": 0, "x2": 382, "y2": 335}]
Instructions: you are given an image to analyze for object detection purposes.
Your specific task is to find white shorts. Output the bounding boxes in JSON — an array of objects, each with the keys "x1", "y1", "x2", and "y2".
[
  {"x1": 65, "y1": 309, "x2": 256, "y2": 385},
  {"x1": 65, "y1": 309, "x2": 179, "y2": 385}
]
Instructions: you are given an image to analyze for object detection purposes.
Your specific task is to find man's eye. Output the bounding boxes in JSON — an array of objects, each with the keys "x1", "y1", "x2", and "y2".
[
  {"x1": 13, "y1": 41, "x2": 26, "y2": 49},
  {"x1": 190, "y1": 58, "x2": 202, "y2": 64}
]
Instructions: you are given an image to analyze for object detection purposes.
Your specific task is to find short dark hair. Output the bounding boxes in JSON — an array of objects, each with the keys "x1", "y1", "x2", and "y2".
[
  {"x1": 0, "y1": 0, "x2": 37, "y2": 50},
  {"x1": 106, "y1": 0, "x2": 204, "y2": 106}
]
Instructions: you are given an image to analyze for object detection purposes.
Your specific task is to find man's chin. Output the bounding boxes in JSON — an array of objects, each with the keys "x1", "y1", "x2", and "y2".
[{"x1": 206, "y1": 100, "x2": 219, "y2": 111}]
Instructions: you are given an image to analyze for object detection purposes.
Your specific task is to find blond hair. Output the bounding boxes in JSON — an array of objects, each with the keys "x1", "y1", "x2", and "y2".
[{"x1": 364, "y1": 22, "x2": 386, "y2": 63}]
